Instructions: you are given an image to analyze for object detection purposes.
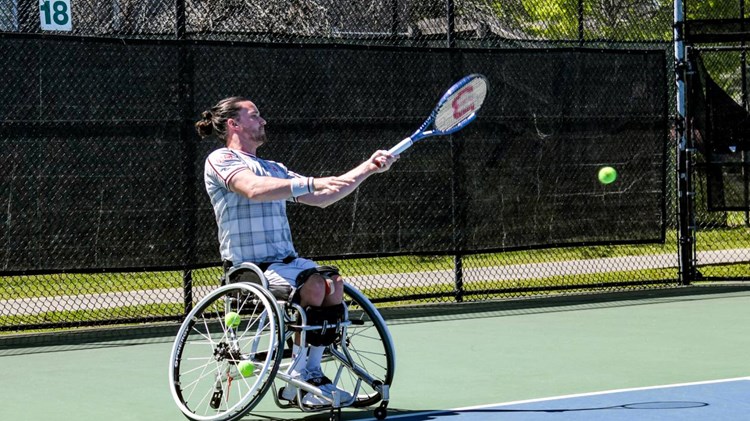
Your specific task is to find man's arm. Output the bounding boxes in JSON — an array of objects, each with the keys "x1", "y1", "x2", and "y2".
[
  {"x1": 297, "y1": 150, "x2": 397, "y2": 208},
  {"x1": 228, "y1": 167, "x2": 357, "y2": 202},
  {"x1": 228, "y1": 169, "x2": 298, "y2": 201}
]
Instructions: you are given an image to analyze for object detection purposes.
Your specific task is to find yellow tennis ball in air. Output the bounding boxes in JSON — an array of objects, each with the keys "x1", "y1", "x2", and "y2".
[
  {"x1": 237, "y1": 361, "x2": 255, "y2": 377},
  {"x1": 224, "y1": 311, "x2": 241, "y2": 328},
  {"x1": 598, "y1": 166, "x2": 617, "y2": 184}
]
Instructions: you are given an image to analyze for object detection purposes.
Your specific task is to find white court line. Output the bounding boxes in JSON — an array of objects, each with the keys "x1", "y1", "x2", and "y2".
[{"x1": 365, "y1": 376, "x2": 750, "y2": 420}]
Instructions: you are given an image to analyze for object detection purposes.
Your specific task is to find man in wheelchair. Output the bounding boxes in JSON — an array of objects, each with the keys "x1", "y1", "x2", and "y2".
[{"x1": 196, "y1": 96, "x2": 397, "y2": 408}]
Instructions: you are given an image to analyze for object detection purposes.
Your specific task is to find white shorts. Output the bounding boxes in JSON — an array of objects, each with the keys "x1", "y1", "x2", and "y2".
[{"x1": 264, "y1": 257, "x2": 317, "y2": 288}]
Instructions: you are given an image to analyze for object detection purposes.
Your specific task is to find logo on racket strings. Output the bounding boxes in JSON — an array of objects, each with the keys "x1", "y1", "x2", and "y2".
[{"x1": 452, "y1": 86, "x2": 475, "y2": 119}]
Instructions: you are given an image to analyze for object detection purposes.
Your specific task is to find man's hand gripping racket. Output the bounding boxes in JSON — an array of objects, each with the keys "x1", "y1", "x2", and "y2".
[{"x1": 388, "y1": 74, "x2": 489, "y2": 157}]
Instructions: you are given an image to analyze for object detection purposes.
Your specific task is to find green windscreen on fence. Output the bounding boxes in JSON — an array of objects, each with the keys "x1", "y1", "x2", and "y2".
[{"x1": 0, "y1": 38, "x2": 667, "y2": 272}]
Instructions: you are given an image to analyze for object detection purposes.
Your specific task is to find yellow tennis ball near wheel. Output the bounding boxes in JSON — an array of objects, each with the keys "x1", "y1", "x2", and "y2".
[
  {"x1": 224, "y1": 311, "x2": 241, "y2": 329},
  {"x1": 237, "y1": 361, "x2": 255, "y2": 377},
  {"x1": 598, "y1": 166, "x2": 617, "y2": 185}
]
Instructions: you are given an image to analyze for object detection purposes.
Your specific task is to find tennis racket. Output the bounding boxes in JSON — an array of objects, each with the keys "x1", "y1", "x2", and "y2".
[{"x1": 388, "y1": 73, "x2": 489, "y2": 156}]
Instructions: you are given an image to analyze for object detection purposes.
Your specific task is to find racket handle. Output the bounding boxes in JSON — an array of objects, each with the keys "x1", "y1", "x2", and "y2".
[{"x1": 388, "y1": 137, "x2": 413, "y2": 156}]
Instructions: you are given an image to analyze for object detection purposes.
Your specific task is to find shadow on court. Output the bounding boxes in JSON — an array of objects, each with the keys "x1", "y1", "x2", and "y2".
[
  {"x1": 383, "y1": 401, "x2": 709, "y2": 419},
  {"x1": 371, "y1": 378, "x2": 750, "y2": 421}
]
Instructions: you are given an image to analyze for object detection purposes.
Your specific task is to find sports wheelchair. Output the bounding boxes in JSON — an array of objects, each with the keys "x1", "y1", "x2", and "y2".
[{"x1": 168, "y1": 263, "x2": 395, "y2": 421}]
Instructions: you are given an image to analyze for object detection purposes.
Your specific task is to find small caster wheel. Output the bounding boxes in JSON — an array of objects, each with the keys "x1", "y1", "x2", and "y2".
[{"x1": 374, "y1": 406, "x2": 387, "y2": 420}]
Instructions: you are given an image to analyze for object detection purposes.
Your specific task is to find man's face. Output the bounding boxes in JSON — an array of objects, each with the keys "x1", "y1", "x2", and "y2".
[{"x1": 233, "y1": 101, "x2": 267, "y2": 145}]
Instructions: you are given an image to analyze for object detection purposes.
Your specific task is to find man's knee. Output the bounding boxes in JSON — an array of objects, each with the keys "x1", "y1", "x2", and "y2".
[
  {"x1": 294, "y1": 266, "x2": 342, "y2": 307},
  {"x1": 321, "y1": 275, "x2": 344, "y2": 305},
  {"x1": 298, "y1": 275, "x2": 327, "y2": 306}
]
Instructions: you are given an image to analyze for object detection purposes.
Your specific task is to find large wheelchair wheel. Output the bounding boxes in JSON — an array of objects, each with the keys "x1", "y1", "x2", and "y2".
[
  {"x1": 169, "y1": 283, "x2": 284, "y2": 421},
  {"x1": 322, "y1": 283, "x2": 395, "y2": 408}
]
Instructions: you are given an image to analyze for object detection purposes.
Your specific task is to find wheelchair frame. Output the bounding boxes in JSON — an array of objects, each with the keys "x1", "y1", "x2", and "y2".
[{"x1": 168, "y1": 263, "x2": 395, "y2": 421}]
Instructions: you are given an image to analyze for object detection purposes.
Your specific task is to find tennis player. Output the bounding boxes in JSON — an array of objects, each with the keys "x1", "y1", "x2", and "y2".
[{"x1": 196, "y1": 96, "x2": 397, "y2": 406}]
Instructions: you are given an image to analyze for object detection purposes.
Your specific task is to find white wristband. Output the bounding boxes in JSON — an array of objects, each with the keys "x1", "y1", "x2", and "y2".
[{"x1": 291, "y1": 177, "x2": 314, "y2": 197}]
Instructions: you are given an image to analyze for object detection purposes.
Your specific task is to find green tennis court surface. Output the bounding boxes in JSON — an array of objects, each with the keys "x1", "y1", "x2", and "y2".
[{"x1": 1, "y1": 285, "x2": 748, "y2": 421}]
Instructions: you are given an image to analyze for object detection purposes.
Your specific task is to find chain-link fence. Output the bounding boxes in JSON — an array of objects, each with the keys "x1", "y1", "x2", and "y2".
[
  {"x1": 1, "y1": 0, "x2": 676, "y2": 44},
  {"x1": 0, "y1": 1, "x2": 748, "y2": 334}
]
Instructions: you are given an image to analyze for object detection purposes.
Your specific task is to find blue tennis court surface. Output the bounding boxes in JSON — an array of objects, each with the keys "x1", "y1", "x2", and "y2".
[{"x1": 377, "y1": 377, "x2": 750, "y2": 421}]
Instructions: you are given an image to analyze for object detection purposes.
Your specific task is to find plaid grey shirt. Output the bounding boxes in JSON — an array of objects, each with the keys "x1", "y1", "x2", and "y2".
[{"x1": 204, "y1": 147, "x2": 304, "y2": 264}]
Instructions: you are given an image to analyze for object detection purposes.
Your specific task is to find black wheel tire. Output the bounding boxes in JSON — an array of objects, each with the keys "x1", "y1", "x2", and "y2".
[{"x1": 374, "y1": 407, "x2": 387, "y2": 420}]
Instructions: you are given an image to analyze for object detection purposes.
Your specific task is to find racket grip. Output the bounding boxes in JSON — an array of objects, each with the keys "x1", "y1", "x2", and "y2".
[{"x1": 388, "y1": 137, "x2": 413, "y2": 156}]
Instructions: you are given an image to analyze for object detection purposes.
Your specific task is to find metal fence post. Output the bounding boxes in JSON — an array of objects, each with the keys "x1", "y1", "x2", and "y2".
[
  {"x1": 578, "y1": 0, "x2": 584, "y2": 45},
  {"x1": 674, "y1": 0, "x2": 697, "y2": 285},
  {"x1": 446, "y1": 0, "x2": 455, "y2": 49},
  {"x1": 742, "y1": 0, "x2": 750, "y2": 225},
  {"x1": 446, "y1": 0, "x2": 465, "y2": 302},
  {"x1": 391, "y1": 0, "x2": 399, "y2": 36},
  {"x1": 176, "y1": 0, "x2": 197, "y2": 314}
]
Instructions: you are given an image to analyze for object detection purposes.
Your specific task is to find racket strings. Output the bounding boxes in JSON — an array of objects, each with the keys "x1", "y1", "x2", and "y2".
[{"x1": 434, "y1": 77, "x2": 488, "y2": 132}]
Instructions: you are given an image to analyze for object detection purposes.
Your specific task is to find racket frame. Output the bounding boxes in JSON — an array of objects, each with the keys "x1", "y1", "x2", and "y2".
[{"x1": 388, "y1": 73, "x2": 487, "y2": 156}]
